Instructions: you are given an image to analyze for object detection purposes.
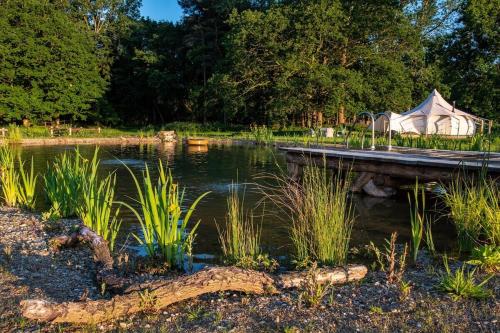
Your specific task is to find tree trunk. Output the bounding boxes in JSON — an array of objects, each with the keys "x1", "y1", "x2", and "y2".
[
  {"x1": 21, "y1": 265, "x2": 367, "y2": 324},
  {"x1": 21, "y1": 227, "x2": 368, "y2": 324}
]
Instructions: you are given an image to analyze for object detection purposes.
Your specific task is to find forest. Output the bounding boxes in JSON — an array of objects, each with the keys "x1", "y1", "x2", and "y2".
[{"x1": 0, "y1": 0, "x2": 498, "y2": 126}]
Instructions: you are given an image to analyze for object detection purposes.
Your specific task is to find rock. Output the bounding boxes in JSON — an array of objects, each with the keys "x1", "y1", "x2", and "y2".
[{"x1": 157, "y1": 131, "x2": 176, "y2": 142}]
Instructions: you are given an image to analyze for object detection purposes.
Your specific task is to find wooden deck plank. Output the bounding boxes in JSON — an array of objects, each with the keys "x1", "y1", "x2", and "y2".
[{"x1": 280, "y1": 147, "x2": 500, "y2": 172}]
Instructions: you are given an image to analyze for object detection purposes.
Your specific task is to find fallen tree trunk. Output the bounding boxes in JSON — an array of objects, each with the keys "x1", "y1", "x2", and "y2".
[
  {"x1": 50, "y1": 226, "x2": 130, "y2": 292},
  {"x1": 23, "y1": 227, "x2": 367, "y2": 324},
  {"x1": 21, "y1": 265, "x2": 367, "y2": 324}
]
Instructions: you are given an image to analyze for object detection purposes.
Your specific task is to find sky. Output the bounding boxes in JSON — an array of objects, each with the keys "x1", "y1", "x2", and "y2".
[{"x1": 140, "y1": 0, "x2": 183, "y2": 22}]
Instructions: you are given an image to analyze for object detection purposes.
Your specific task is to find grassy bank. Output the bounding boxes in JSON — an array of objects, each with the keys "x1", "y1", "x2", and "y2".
[{"x1": 2, "y1": 122, "x2": 499, "y2": 152}]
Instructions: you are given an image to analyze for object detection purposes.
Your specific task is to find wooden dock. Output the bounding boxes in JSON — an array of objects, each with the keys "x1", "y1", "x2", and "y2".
[{"x1": 280, "y1": 146, "x2": 500, "y2": 197}]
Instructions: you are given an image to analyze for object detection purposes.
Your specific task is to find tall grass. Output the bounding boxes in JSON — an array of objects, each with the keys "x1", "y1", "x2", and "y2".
[
  {"x1": 78, "y1": 172, "x2": 121, "y2": 251},
  {"x1": 408, "y1": 182, "x2": 425, "y2": 262},
  {"x1": 260, "y1": 161, "x2": 353, "y2": 267},
  {"x1": 442, "y1": 175, "x2": 499, "y2": 252},
  {"x1": 122, "y1": 161, "x2": 210, "y2": 269},
  {"x1": 17, "y1": 156, "x2": 37, "y2": 210},
  {"x1": 7, "y1": 124, "x2": 22, "y2": 143},
  {"x1": 250, "y1": 124, "x2": 274, "y2": 145},
  {"x1": 0, "y1": 146, "x2": 19, "y2": 207},
  {"x1": 44, "y1": 148, "x2": 98, "y2": 217},
  {"x1": 216, "y1": 183, "x2": 262, "y2": 267}
]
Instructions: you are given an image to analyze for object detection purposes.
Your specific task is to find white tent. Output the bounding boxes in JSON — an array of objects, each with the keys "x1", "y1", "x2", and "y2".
[{"x1": 374, "y1": 89, "x2": 478, "y2": 136}]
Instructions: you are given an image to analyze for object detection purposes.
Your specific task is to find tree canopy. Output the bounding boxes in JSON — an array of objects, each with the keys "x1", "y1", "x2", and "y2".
[
  {"x1": 0, "y1": 0, "x2": 107, "y2": 122},
  {"x1": 0, "y1": 0, "x2": 497, "y2": 124}
]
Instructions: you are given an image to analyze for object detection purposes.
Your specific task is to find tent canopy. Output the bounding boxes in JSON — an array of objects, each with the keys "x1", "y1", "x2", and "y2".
[
  {"x1": 374, "y1": 89, "x2": 479, "y2": 136},
  {"x1": 401, "y1": 89, "x2": 478, "y2": 119}
]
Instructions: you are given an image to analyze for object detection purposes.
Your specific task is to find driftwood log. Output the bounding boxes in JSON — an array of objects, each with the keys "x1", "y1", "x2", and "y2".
[
  {"x1": 50, "y1": 226, "x2": 130, "y2": 292},
  {"x1": 22, "y1": 227, "x2": 368, "y2": 324}
]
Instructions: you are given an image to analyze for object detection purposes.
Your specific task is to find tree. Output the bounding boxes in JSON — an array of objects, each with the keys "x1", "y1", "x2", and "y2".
[
  {"x1": 217, "y1": 0, "x2": 425, "y2": 125},
  {"x1": 0, "y1": 0, "x2": 107, "y2": 122},
  {"x1": 436, "y1": 0, "x2": 499, "y2": 120}
]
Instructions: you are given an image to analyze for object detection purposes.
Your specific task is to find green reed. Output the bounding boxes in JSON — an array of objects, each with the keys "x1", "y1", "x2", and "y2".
[
  {"x1": 408, "y1": 182, "x2": 425, "y2": 262},
  {"x1": 17, "y1": 156, "x2": 37, "y2": 210},
  {"x1": 216, "y1": 183, "x2": 262, "y2": 268},
  {"x1": 0, "y1": 146, "x2": 19, "y2": 207},
  {"x1": 78, "y1": 172, "x2": 121, "y2": 251},
  {"x1": 122, "y1": 161, "x2": 209, "y2": 269},
  {"x1": 44, "y1": 148, "x2": 99, "y2": 217},
  {"x1": 442, "y1": 175, "x2": 499, "y2": 252},
  {"x1": 260, "y1": 161, "x2": 353, "y2": 267},
  {"x1": 7, "y1": 124, "x2": 22, "y2": 143},
  {"x1": 250, "y1": 124, "x2": 274, "y2": 145}
]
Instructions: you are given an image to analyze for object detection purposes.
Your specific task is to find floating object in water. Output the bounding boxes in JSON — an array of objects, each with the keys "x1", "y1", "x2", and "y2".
[
  {"x1": 187, "y1": 138, "x2": 209, "y2": 146},
  {"x1": 187, "y1": 144, "x2": 208, "y2": 154}
]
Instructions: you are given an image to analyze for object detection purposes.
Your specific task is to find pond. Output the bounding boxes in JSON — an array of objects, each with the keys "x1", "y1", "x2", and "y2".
[{"x1": 18, "y1": 142, "x2": 456, "y2": 262}]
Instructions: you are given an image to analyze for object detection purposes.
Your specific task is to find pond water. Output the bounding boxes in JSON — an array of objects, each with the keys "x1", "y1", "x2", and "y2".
[{"x1": 18, "y1": 142, "x2": 456, "y2": 261}]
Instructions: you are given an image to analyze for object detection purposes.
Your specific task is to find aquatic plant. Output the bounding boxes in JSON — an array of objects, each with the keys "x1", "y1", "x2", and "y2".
[
  {"x1": 7, "y1": 124, "x2": 22, "y2": 143},
  {"x1": 122, "y1": 161, "x2": 209, "y2": 269},
  {"x1": 250, "y1": 124, "x2": 274, "y2": 145},
  {"x1": 259, "y1": 161, "x2": 353, "y2": 267},
  {"x1": 408, "y1": 182, "x2": 425, "y2": 262},
  {"x1": 438, "y1": 256, "x2": 492, "y2": 300},
  {"x1": 216, "y1": 182, "x2": 268, "y2": 269},
  {"x1": 0, "y1": 146, "x2": 19, "y2": 207},
  {"x1": 78, "y1": 172, "x2": 121, "y2": 251},
  {"x1": 442, "y1": 175, "x2": 499, "y2": 252},
  {"x1": 44, "y1": 148, "x2": 99, "y2": 217},
  {"x1": 17, "y1": 156, "x2": 38, "y2": 210}
]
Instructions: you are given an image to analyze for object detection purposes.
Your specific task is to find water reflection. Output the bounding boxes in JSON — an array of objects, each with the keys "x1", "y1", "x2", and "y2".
[{"x1": 19, "y1": 142, "x2": 456, "y2": 258}]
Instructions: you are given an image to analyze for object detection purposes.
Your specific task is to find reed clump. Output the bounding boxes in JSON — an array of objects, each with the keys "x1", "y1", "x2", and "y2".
[
  {"x1": 123, "y1": 161, "x2": 209, "y2": 269},
  {"x1": 260, "y1": 161, "x2": 353, "y2": 267},
  {"x1": 78, "y1": 172, "x2": 121, "y2": 251},
  {"x1": 250, "y1": 124, "x2": 274, "y2": 145},
  {"x1": 0, "y1": 146, "x2": 38, "y2": 209},
  {"x1": 17, "y1": 156, "x2": 38, "y2": 210},
  {"x1": 216, "y1": 183, "x2": 274, "y2": 269},
  {"x1": 44, "y1": 148, "x2": 98, "y2": 218},
  {"x1": 442, "y1": 176, "x2": 499, "y2": 252},
  {"x1": 0, "y1": 146, "x2": 19, "y2": 207}
]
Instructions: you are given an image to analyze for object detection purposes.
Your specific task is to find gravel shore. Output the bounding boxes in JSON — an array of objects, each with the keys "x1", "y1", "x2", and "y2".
[{"x1": 0, "y1": 207, "x2": 498, "y2": 332}]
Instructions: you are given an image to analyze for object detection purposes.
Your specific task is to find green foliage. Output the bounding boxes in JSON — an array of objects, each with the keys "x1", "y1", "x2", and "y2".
[
  {"x1": 249, "y1": 124, "x2": 274, "y2": 145},
  {"x1": 122, "y1": 161, "x2": 210, "y2": 269},
  {"x1": 44, "y1": 148, "x2": 99, "y2": 218},
  {"x1": 438, "y1": 256, "x2": 492, "y2": 300},
  {"x1": 7, "y1": 125, "x2": 22, "y2": 143},
  {"x1": 216, "y1": 182, "x2": 275, "y2": 270},
  {"x1": 262, "y1": 162, "x2": 353, "y2": 267},
  {"x1": 78, "y1": 172, "x2": 122, "y2": 251},
  {"x1": 434, "y1": 0, "x2": 499, "y2": 121},
  {"x1": 0, "y1": 146, "x2": 19, "y2": 207},
  {"x1": 408, "y1": 182, "x2": 426, "y2": 262},
  {"x1": 466, "y1": 245, "x2": 500, "y2": 273},
  {"x1": 17, "y1": 156, "x2": 37, "y2": 211},
  {"x1": 0, "y1": 0, "x2": 106, "y2": 122},
  {"x1": 442, "y1": 176, "x2": 499, "y2": 252}
]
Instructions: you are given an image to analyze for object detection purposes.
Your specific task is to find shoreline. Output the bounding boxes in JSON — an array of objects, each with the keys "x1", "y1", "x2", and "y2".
[{"x1": 0, "y1": 207, "x2": 497, "y2": 332}]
